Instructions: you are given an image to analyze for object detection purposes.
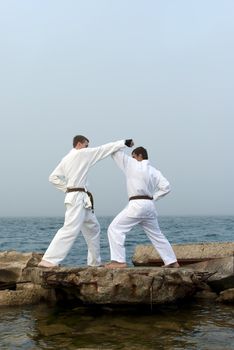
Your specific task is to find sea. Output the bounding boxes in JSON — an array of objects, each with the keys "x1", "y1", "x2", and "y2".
[{"x1": 0, "y1": 215, "x2": 233, "y2": 350}]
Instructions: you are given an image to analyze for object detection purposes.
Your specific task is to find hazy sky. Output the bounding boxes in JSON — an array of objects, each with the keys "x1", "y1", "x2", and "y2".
[{"x1": 0, "y1": 0, "x2": 233, "y2": 217}]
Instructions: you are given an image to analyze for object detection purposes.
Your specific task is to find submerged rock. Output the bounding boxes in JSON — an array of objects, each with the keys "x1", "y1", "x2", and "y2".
[
  {"x1": 38, "y1": 324, "x2": 73, "y2": 336},
  {"x1": 216, "y1": 288, "x2": 234, "y2": 304}
]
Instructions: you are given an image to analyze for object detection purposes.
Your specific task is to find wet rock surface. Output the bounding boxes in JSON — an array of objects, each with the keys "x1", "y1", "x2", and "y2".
[{"x1": 216, "y1": 288, "x2": 234, "y2": 303}]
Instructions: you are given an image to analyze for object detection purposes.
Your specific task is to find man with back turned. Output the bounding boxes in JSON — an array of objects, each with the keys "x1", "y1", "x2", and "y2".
[{"x1": 38, "y1": 135, "x2": 133, "y2": 268}]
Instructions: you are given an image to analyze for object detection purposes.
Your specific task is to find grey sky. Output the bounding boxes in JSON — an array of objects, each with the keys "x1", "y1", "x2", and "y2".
[{"x1": 0, "y1": 0, "x2": 233, "y2": 217}]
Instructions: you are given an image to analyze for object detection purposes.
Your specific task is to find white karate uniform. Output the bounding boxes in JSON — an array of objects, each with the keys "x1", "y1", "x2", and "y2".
[
  {"x1": 42, "y1": 140, "x2": 126, "y2": 266},
  {"x1": 107, "y1": 150, "x2": 177, "y2": 265}
]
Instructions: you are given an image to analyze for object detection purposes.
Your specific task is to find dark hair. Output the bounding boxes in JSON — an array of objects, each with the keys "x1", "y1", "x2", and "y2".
[
  {"x1": 132, "y1": 146, "x2": 148, "y2": 160},
  {"x1": 73, "y1": 135, "x2": 89, "y2": 148}
]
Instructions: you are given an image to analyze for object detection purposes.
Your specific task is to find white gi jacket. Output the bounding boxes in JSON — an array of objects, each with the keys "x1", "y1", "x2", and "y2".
[
  {"x1": 49, "y1": 140, "x2": 126, "y2": 207},
  {"x1": 112, "y1": 150, "x2": 171, "y2": 217},
  {"x1": 108, "y1": 151, "x2": 176, "y2": 265}
]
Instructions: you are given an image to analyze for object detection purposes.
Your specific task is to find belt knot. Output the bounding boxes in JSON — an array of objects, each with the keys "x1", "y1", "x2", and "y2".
[{"x1": 66, "y1": 188, "x2": 94, "y2": 211}]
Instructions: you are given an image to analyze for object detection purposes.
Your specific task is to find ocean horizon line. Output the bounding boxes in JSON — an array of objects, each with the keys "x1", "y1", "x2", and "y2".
[{"x1": 1, "y1": 214, "x2": 234, "y2": 218}]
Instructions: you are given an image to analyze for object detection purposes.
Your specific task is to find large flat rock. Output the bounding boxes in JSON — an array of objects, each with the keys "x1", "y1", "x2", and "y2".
[
  {"x1": 41, "y1": 266, "x2": 209, "y2": 305},
  {"x1": 132, "y1": 242, "x2": 234, "y2": 266},
  {"x1": 0, "y1": 250, "x2": 228, "y2": 306}
]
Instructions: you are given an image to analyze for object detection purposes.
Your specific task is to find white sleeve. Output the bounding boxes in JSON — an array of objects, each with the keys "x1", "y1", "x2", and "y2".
[
  {"x1": 153, "y1": 170, "x2": 171, "y2": 201},
  {"x1": 49, "y1": 161, "x2": 67, "y2": 193},
  {"x1": 111, "y1": 150, "x2": 130, "y2": 172},
  {"x1": 86, "y1": 140, "x2": 126, "y2": 167}
]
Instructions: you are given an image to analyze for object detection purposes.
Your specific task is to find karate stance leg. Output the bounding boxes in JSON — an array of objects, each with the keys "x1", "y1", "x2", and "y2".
[
  {"x1": 81, "y1": 210, "x2": 101, "y2": 266},
  {"x1": 141, "y1": 217, "x2": 177, "y2": 265},
  {"x1": 107, "y1": 209, "x2": 140, "y2": 263},
  {"x1": 42, "y1": 203, "x2": 85, "y2": 265}
]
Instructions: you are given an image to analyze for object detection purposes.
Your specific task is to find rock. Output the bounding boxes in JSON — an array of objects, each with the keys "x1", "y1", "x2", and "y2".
[
  {"x1": 0, "y1": 251, "x2": 42, "y2": 284},
  {"x1": 194, "y1": 290, "x2": 218, "y2": 300},
  {"x1": 41, "y1": 266, "x2": 209, "y2": 305},
  {"x1": 186, "y1": 256, "x2": 234, "y2": 292},
  {"x1": 216, "y1": 288, "x2": 234, "y2": 304},
  {"x1": 132, "y1": 242, "x2": 234, "y2": 266},
  {"x1": 132, "y1": 243, "x2": 234, "y2": 294},
  {"x1": 0, "y1": 251, "x2": 53, "y2": 306},
  {"x1": 153, "y1": 320, "x2": 184, "y2": 332},
  {"x1": 0, "y1": 250, "x2": 224, "y2": 307},
  {"x1": 38, "y1": 324, "x2": 73, "y2": 336},
  {"x1": 0, "y1": 283, "x2": 55, "y2": 306}
]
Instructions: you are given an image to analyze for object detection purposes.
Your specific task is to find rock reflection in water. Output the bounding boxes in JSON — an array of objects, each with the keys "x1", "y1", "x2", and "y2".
[{"x1": 0, "y1": 301, "x2": 233, "y2": 350}]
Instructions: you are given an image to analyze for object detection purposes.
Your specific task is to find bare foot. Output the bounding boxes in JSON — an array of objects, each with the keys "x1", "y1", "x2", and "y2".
[
  {"x1": 38, "y1": 260, "x2": 57, "y2": 268},
  {"x1": 163, "y1": 261, "x2": 180, "y2": 268},
  {"x1": 104, "y1": 261, "x2": 127, "y2": 269}
]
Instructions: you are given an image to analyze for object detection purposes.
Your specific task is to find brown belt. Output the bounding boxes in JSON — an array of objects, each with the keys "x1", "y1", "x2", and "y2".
[
  {"x1": 66, "y1": 187, "x2": 94, "y2": 210},
  {"x1": 129, "y1": 195, "x2": 153, "y2": 201}
]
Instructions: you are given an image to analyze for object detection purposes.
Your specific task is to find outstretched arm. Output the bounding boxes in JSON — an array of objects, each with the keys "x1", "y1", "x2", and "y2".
[{"x1": 86, "y1": 139, "x2": 133, "y2": 167}]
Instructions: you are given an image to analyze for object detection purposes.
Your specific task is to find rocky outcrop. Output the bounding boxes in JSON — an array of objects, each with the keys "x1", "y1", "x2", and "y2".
[
  {"x1": 186, "y1": 256, "x2": 234, "y2": 292},
  {"x1": 41, "y1": 266, "x2": 209, "y2": 305},
  {"x1": 0, "y1": 251, "x2": 55, "y2": 306},
  {"x1": 0, "y1": 247, "x2": 233, "y2": 307},
  {"x1": 132, "y1": 243, "x2": 234, "y2": 298},
  {"x1": 0, "y1": 250, "x2": 210, "y2": 307},
  {"x1": 0, "y1": 283, "x2": 55, "y2": 306},
  {"x1": 0, "y1": 250, "x2": 42, "y2": 285}
]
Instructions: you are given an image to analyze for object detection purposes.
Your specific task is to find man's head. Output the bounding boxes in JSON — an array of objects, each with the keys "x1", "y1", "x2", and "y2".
[
  {"x1": 132, "y1": 147, "x2": 148, "y2": 161},
  {"x1": 73, "y1": 135, "x2": 89, "y2": 149}
]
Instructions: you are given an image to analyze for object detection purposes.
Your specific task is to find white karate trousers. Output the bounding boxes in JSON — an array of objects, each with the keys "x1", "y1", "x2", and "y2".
[
  {"x1": 42, "y1": 194, "x2": 101, "y2": 266},
  {"x1": 107, "y1": 200, "x2": 177, "y2": 265}
]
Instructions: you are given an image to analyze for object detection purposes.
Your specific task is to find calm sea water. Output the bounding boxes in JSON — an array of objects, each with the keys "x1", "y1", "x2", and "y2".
[{"x1": 0, "y1": 216, "x2": 234, "y2": 349}]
